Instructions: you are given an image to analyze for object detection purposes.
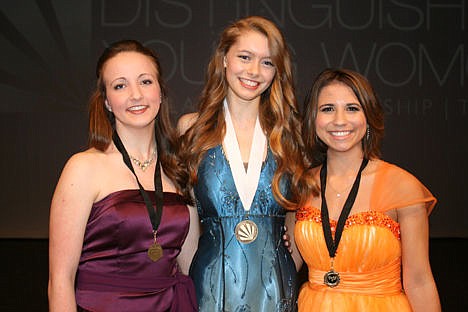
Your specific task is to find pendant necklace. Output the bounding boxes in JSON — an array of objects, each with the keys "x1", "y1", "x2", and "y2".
[
  {"x1": 223, "y1": 99, "x2": 265, "y2": 244},
  {"x1": 320, "y1": 158, "x2": 368, "y2": 287},
  {"x1": 129, "y1": 150, "x2": 156, "y2": 171},
  {"x1": 326, "y1": 177, "x2": 354, "y2": 199},
  {"x1": 113, "y1": 131, "x2": 164, "y2": 262}
]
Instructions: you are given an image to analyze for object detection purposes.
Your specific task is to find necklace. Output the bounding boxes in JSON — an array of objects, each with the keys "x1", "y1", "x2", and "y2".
[
  {"x1": 129, "y1": 150, "x2": 156, "y2": 171},
  {"x1": 320, "y1": 158, "x2": 368, "y2": 287},
  {"x1": 327, "y1": 177, "x2": 354, "y2": 199}
]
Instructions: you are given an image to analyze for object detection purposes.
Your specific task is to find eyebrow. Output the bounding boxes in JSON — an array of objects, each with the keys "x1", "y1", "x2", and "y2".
[
  {"x1": 109, "y1": 73, "x2": 155, "y2": 84},
  {"x1": 318, "y1": 102, "x2": 361, "y2": 106},
  {"x1": 237, "y1": 49, "x2": 271, "y2": 58}
]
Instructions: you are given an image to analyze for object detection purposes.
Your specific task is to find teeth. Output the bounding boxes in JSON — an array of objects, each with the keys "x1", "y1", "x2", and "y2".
[
  {"x1": 240, "y1": 78, "x2": 258, "y2": 87},
  {"x1": 128, "y1": 105, "x2": 146, "y2": 111},
  {"x1": 331, "y1": 131, "x2": 350, "y2": 136}
]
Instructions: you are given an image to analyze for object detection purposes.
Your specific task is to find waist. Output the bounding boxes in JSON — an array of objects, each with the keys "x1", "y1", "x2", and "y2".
[
  {"x1": 306, "y1": 257, "x2": 403, "y2": 295},
  {"x1": 201, "y1": 214, "x2": 285, "y2": 222},
  {"x1": 76, "y1": 269, "x2": 191, "y2": 292}
]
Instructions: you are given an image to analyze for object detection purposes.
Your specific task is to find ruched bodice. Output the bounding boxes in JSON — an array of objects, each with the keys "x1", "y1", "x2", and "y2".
[{"x1": 190, "y1": 145, "x2": 297, "y2": 312}]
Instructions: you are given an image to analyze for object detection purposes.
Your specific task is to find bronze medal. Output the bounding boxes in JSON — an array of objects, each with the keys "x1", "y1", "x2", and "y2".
[
  {"x1": 235, "y1": 219, "x2": 258, "y2": 244},
  {"x1": 148, "y1": 242, "x2": 163, "y2": 262},
  {"x1": 113, "y1": 133, "x2": 166, "y2": 264},
  {"x1": 324, "y1": 269, "x2": 340, "y2": 287}
]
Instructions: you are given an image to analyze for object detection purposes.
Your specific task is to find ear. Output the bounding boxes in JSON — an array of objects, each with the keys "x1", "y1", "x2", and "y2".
[
  {"x1": 105, "y1": 99, "x2": 112, "y2": 112},
  {"x1": 223, "y1": 56, "x2": 227, "y2": 68}
]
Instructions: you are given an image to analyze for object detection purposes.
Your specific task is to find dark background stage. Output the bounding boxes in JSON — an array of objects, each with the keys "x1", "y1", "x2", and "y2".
[{"x1": 1, "y1": 1, "x2": 467, "y2": 311}]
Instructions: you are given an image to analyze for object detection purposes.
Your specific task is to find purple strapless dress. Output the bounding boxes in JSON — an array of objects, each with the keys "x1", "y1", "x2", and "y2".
[{"x1": 75, "y1": 190, "x2": 196, "y2": 312}]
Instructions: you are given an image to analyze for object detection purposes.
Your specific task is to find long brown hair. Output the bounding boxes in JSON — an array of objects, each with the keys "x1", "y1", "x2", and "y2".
[
  {"x1": 88, "y1": 39, "x2": 189, "y2": 201},
  {"x1": 303, "y1": 68, "x2": 385, "y2": 166},
  {"x1": 180, "y1": 16, "x2": 316, "y2": 209}
]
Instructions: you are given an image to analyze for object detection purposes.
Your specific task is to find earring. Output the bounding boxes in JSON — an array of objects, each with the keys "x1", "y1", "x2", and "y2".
[
  {"x1": 366, "y1": 124, "x2": 370, "y2": 141},
  {"x1": 105, "y1": 100, "x2": 112, "y2": 112}
]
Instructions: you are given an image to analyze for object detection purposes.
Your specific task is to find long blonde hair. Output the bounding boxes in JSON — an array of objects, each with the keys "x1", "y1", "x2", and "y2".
[{"x1": 180, "y1": 16, "x2": 317, "y2": 209}]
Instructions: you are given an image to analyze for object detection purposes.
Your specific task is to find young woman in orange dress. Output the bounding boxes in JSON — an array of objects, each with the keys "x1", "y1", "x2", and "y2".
[{"x1": 295, "y1": 68, "x2": 441, "y2": 311}]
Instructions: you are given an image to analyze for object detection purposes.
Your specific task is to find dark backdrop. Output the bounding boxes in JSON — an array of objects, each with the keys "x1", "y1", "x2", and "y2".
[
  {"x1": 1, "y1": 0, "x2": 466, "y2": 238},
  {"x1": 1, "y1": 1, "x2": 467, "y2": 311}
]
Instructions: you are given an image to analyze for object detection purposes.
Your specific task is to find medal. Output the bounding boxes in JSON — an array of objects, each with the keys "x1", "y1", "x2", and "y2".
[
  {"x1": 148, "y1": 231, "x2": 163, "y2": 261},
  {"x1": 223, "y1": 100, "x2": 266, "y2": 244},
  {"x1": 113, "y1": 131, "x2": 165, "y2": 264},
  {"x1": 323, "y1": 258, "x2": 340, "y2": 287},
  {"x1": 235, "y1": 219, "x2": 258, "y2": 243},
  {"x1": 148, "y1": 242, "x2": 163, "y2": 261},
  {"x1": 320, "y1": 158, "x2": 368, "y2": 288},
  {"x1": 324, "y1": 269, "x2": 340, "y2": 287}
]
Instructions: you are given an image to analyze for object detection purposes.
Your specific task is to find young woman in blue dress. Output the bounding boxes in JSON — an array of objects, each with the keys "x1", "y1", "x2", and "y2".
[{"x1": 178, "y1": 16, "x2": 314, "y2": 311}]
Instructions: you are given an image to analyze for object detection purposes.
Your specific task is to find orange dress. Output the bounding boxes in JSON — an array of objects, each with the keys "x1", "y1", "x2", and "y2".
[{"x1": 295, "y1": 160, "x2": 436, "y2": 311}]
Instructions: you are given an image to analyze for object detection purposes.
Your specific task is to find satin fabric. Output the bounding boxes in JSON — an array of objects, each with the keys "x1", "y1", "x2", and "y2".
[
  {"x1": 75, "y1": 190, "x2": 197, "y2": 312},
  {"x1": 190, "y1": 146, "x2": 298, "y2": 312},
  {"x1": 295, "y1": 161, "x2": 436, "y2": 311}
]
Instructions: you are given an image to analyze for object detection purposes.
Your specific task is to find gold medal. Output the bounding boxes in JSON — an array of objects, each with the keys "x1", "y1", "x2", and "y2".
[
  {"x1": 148, "y1": 242, "x2": 163, "y2": 262},
  {"x1": 235, "y1": 219, "x2": 258, "y2": 244}
]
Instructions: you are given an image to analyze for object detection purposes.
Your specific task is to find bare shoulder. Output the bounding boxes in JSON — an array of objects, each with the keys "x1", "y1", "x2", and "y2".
[
  {"x1": 63, "y1": 148, "x2": 107, "y2": 175},
  {"x1": 57, "y1": 148, "x2": 111, "y2": 195},
  {"x1": 51, "y1": 148, "x2": 109, "y2": 213},
  {"x1": 177, "y1": 112, "x2": 199, "y2": 135}
]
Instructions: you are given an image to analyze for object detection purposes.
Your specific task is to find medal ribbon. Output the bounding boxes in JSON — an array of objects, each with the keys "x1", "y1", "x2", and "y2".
[
  {"x1": 112, "y1": 131, "x2": 163, "y2": 238},
  {"x1": 223, "y1": 99, "x2": 266, "y2": 211},
  {"x1": 320, "y1": 158, "x2": 368, "y2": 259}
]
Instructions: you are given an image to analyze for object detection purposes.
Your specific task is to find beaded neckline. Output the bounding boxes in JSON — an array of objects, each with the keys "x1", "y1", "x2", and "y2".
[{"x1": 296, "y1": 207, "x2": 400, "y2": 239}]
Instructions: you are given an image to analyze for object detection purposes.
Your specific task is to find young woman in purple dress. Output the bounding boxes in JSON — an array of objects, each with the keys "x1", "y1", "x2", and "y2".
[{"x1": 48, "y1": 40, "x2": 197, "y2": 311}]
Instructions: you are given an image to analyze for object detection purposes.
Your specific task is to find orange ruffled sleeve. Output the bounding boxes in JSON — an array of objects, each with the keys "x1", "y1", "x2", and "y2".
[{"x1": 371, "y1": 161, "x2": 437, "y2": 215}]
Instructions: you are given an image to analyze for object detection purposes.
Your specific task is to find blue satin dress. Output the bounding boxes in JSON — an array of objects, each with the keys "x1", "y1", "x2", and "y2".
[{"x1": 190, "y1": 145, "x2": 298, "y2": 312}]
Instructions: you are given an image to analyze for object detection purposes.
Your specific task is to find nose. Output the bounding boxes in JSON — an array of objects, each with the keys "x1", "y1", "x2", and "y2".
[
  {"x1": 246, "y1": 61, "x2": 260, "y2": 77},
  {"x1": 333, "y1": 109, "x2": 347, "y2": 126},
  {"x1": 129, "y1": 84, "x2": 143, "y2": 101}
]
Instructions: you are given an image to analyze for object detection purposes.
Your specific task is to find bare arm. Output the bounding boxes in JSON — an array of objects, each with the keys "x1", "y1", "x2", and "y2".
[
  {"x1": 177, "y1": 112, "x2": 198, "y2": 135},
  {"x1": 285, "y1": 211, "x2": 303, "y2": 272},
  {"x1": 175, "y1": 113, "x2": 201, "y2": 275},
  {"x1": 48, "y1": 153, "x2": 98, "y2": 312},
  {"x1": 399, "y1": 203, "x2": 441, "y2": 312},
  {"x1": 177, "y1": 205, "x2": 200, "y2": 275}
]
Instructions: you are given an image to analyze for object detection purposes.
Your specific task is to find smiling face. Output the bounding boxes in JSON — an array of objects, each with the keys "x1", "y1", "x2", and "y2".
[
  {"x1": 315, "y1": 81, "x2": 367, "y2": 157},
  {"x1": 103, "y1": 51, "x2": 161, "y2": 131},
  {"x1": 224, "y1": 30, "x2": 276, "y2": 105}
]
